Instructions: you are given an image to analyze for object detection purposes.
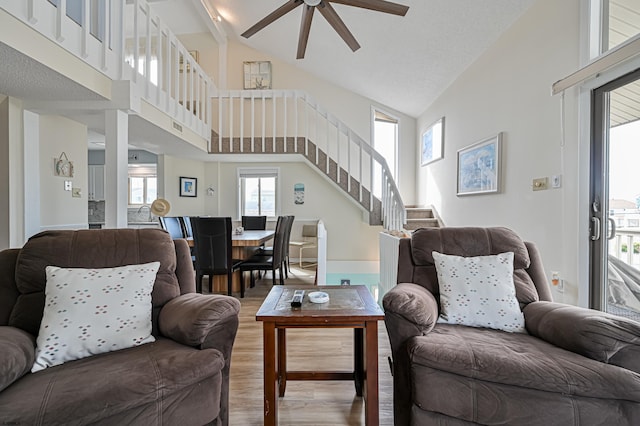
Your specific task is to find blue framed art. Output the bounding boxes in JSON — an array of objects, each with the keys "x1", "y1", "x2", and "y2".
[{"x1": 456, "y1": 133, "x2": 502, "y2": 196}]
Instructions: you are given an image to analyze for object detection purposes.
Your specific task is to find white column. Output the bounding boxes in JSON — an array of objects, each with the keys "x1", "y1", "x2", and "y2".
[
  {"x1": 104, "y1": 110, "x2": 128, "y2": 228},
  {"x1": 23, "y1": 110, "x2": 40, "y2": 240}
]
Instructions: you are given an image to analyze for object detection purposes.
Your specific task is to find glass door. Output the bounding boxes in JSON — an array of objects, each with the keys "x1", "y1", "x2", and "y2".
[{"x1": 590, "y1": 68, "x2": 640, "y2": 321}]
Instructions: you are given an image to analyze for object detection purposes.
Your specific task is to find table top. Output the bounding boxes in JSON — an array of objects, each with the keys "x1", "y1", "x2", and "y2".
[
  {"x1": 187, "y1": 229, "x2": 274, "y2": 248},
  {"x1": 232, "y1": 229, "x2": 274, "y2": 246},
  {"x1": 256, "y1": 285, "x2": 384, "y2": 323}
]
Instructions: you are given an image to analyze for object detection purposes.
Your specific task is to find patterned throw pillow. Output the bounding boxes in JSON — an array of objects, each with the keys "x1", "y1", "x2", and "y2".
[
  {"x1": 432, "y1": 251, "x2": 526, "y2": 333},
  {"x1": 32, "y1": 262, "x2": 160, "y2": 372}
]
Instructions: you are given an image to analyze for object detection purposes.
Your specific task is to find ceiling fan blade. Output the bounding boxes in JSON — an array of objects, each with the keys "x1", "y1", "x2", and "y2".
[
  {"x1": 317, "y1": 2, "x2": 360, "y2": 52},
  {"x1": 297, "y1": 5, "x2": 315, "y2": 59},
  {"x1": 242, "y1": 0, "x2": 302, "y2": 39},
  {"x1": 327, "y1": 0, "x2": 409, "y2": 16}
]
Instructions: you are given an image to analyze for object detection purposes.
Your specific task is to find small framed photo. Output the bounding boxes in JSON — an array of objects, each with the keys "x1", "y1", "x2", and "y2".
[
  {"x1": 180, "y1": 177, "x2": 197, "y2": 197},
  {"x1": 421, "y1": 117, "x2": 444, "y2": 166},
  {"x1": 457, "y1": 133, "x2": 502, "y2": 196},
  {"x1": 243, "y1": 61, "x2": 272, "y2": 89}
]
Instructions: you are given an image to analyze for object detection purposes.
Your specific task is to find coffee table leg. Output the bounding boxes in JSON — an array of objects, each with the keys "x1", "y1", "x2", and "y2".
[
  {"x1": 278, "y1": 328, "x2": 287, "y2": 397},
  {"x1": 263, "y1": 322, "x2": 277, "y2": 426},
  {"x1": 364, "y1": 320, "x2": 380, "y2": 426},
  {"x1": 354, "y1": 328, "x2": 364, "y2": 396}
]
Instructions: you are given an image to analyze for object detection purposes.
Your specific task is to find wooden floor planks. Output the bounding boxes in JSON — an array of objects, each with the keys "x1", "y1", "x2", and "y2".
[{"x1": 216, "y1": 266, "x2": 393, "y2": 425}]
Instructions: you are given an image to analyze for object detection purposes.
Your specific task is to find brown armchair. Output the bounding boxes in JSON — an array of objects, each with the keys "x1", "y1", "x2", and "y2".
[
  {"x1": 383, "y1": 227, "x2": 640, "y2": 425},
  {"x1": 0, "y1": 229, "x2": 240, "y2": 425}
]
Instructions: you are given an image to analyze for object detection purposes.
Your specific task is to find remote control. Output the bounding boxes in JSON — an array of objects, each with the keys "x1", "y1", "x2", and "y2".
[{"x1": 291, "y1": 290, "x2": 305, "y2": 308}]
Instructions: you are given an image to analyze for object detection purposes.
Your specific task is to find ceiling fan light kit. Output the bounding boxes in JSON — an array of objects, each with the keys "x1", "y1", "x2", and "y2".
[{"x1": 241, "y1": 0, "x2": 409, "y2": 59}]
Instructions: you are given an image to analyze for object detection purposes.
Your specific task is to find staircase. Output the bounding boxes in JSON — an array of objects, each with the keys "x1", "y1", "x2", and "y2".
[
  {"x1": 211, "y1": 90, "x2": 406, "y2": 231},
  {"x1": 404, "y1": 206, "x2": 442, "y2": 230}
]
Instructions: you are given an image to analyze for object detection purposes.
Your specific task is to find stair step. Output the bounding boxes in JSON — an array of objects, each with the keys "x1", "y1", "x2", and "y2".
[
  {"x1": 404, "y1": 218, "x2": 439, "y2": 230},
  {"x1": 406, "y1": 208, "x2": 434, "y2": 219}
]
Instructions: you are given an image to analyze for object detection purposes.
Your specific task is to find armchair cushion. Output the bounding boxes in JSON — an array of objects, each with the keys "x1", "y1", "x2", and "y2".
[
  {"x1": 32, "y1": 262, "x2": 159, "y2": 372},
  {"x1": 524, "y1": 301, "x2": 640, "y2": 373},
  {"x1": 159, "y1": 293, "x2": 241, "y2": 346},
  {"x1": 0, "y1": 327, "x2": 35, "y2": 392},
  {"x1": 433, "y1": 251, "x2": 526, "y2": 333}
]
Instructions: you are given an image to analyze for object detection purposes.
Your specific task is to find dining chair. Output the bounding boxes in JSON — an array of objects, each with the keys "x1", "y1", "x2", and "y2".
[
  {"x1": 289, "y1": 222, "x2": 318, "y2": 269},
  {"x1": 256, "y1": 215, "x2": 293, "y2": 278},
  {"x1": 158, "y1": 216, "x2": 185, "y2": 239},
  {"x1": 191, "y1": 217, "x2": 245, "y2": 297},
  {"x1": 241, "y1": 215, "x2": 267, "y2": 230},
  {"x1": 239, "y1": 216, "x2": 286, "y2": 288},
  {"x1": 181, "y1": 216, "x2": 194, "y2": 238}
]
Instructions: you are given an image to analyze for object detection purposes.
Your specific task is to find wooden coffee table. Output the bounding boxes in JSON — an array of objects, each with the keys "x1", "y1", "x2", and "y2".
[{"x1": 256, "y1": 285, "x2": 385, "y2": 426}]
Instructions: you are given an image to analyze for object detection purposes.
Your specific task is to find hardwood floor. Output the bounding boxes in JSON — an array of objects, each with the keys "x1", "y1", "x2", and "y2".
[{"x1": 218, "y1": 266, "x2": 393, "y2": 425}]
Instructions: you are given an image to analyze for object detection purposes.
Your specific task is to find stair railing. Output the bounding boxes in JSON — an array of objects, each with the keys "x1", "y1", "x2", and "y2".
[{"x1": 212, "y1": 89, "x2": 406, "y2": 231}]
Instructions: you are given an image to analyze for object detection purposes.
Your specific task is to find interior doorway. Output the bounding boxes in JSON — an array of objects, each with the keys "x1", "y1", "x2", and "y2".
[{"x1": 590, "y1": 67, "x2": 640, "y2": 321}]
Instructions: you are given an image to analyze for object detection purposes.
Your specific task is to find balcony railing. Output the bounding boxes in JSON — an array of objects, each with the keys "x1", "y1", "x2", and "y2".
[
  {"x1": 0, "y1": 0, "x2": 213, "y2": 139},
  {"x1": 610, "y1": 228, "x2": 640, "y2": 266}
]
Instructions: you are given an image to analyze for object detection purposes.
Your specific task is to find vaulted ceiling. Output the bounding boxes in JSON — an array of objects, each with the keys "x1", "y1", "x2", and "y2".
[{"x1": 151, "y1": 0, "x2": 536, "y2": 117}]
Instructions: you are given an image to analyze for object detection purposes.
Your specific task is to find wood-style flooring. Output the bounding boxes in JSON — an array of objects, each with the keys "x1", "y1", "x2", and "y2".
[{"x1": 213, "y1": 265, "x2": 393, "y2": 425}]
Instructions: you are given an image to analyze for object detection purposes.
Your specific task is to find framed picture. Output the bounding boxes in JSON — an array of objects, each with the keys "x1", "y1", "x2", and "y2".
[
  {"x1": 243, "y1": 61, "x2": 272, "y2": 89},
  {"x1": 457, "y1": 133, "x2": 502, "y2": 196},
  {"x1": 421, "y1": 117, "x2": 444, "y2": 166},
  {"x1": 180, "y1": 177, "x2": 197, "y2": 197}
]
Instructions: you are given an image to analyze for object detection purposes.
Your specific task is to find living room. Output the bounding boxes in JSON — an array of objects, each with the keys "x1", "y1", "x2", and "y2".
[{"x1": 1, "y1": 0, "x2": 640, "y2": 424}]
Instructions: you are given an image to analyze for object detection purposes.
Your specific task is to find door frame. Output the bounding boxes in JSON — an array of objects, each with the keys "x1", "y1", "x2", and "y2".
[{"x1": 589, "y1": 67, "x2": 640, "y2": 310}]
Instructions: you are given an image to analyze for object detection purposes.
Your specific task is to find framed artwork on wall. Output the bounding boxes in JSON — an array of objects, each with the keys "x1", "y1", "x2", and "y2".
[
  {"x1": 457, "y1": 133, "x2": 502, "y2": 196},
  {"x1": 243, "y1": 61, "x2": 272, "y2": 89},
  {"x1": 180, "y1": 177, "x2": 197, "y2": 197},
  {"x1": 421, "y1": 117, "x2": 444, "y2": 166}
]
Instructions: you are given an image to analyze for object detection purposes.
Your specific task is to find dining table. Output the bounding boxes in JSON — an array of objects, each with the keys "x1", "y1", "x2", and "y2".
[{"x1": 187, "y1": 229, "x2": 275, "y2": 294}]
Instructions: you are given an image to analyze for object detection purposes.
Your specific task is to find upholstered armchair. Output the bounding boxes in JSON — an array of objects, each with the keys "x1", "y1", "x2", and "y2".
[
  {"x1": 383, "y1": 227, "x2": 640, "y2": 425},
  {"x1": 0, "y1": 229, "x2": 240, "y2": 425}
]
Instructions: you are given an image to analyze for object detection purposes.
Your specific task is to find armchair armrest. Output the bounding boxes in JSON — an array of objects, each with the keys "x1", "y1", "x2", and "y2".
[
  {"x1": 159, "y1": 293, "x2": 240, "y2": 349},
  {"x1": 383, "y1": 283, "x2": 439, "y2": 351},
  {"x1": 524, "y1": 301, "x2": 640, "y2": 373}
]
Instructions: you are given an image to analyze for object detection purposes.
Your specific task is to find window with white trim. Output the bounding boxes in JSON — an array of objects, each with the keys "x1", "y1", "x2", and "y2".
[
  {"x1": 238, "y1": 168, "x2": 279, "y2": 218},
  {"x1": 128, "y1": 164, "x2": 157, "y2": 206}
]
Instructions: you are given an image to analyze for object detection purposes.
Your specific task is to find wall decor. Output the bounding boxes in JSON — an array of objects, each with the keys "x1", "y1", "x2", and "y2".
[
  {"x1": 54, "y1": 152, "x2": 74, "y2": 177},
  {"x1": 179, "y1": 50, "x2": 199, "y2": 72},
  {"x1": 294, "y1": 183, "x2": 305, "y2": 204},
  {"x1": 421, "y1": 117, "x2": 444, "y2": 166},
  {"x1": 243, "y1": 61, "x2": 272, "y2": 89},
  {"x1": 180, "y1": 176, "x2": 197, "y2": 197},
  {"x1": 457, "y1": 133, "x2": 502, "y2": 196}
]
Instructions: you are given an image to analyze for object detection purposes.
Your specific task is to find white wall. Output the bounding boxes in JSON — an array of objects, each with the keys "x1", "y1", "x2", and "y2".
[
  {"x1": 158, "y1": 154, "x2": 206, "y2": 216},
  {"x1": 214, "y1": 160, "x2": 382, "y2": 261},
  {"x1": 417, "y1": 0, "x2": 582, "y2": 304},
  {"x1": 39, "y1": 115, "x2": 88, "y2": 229},
  {"x1": 0, "y1": 96, "x2": 9, "y2": 249}
]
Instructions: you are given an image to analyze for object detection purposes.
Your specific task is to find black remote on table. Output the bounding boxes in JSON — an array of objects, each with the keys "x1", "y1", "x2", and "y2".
[{"x1": 291, "y1": 290, "x2": 305, "y2": 308}]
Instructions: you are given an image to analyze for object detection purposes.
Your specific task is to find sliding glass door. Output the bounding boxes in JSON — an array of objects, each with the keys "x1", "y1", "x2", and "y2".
[{"x1": 590, "y1": 68, "x2": 640, "y2": 321}]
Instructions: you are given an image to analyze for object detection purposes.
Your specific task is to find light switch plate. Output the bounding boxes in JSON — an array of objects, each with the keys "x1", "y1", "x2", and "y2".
[
  {"x1": 72, "y1": 188, "x2": 81, "y2": 198},
  {"x1": 64, "y1": 181, "x2": 72, "y2": 191}
]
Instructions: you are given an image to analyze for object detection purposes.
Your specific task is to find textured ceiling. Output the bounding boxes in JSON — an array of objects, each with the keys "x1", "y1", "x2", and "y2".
[
  {"x1": 199, "y1": 0, "x2": 535, "y2": 117},
  {"x1": 0, "y1": 43, "x2": 106, "y2": 102}
]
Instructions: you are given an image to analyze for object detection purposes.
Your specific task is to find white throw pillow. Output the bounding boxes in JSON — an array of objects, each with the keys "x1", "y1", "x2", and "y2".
[
  {"x1": 32, "y1": 262, "x2": 160, "y2": 372},
  {"x1": 432, "y1": 251, "x2": 526, "y2": 333}
]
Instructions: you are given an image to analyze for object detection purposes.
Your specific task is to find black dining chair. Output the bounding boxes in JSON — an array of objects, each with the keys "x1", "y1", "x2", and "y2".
[
  {"x1": 181, "y1": 216, "x2": 194, "y2": 238},
  {"x1": 241, "y1": 215, "x2": 267, "y2": 230},
  {"x1": 191, "y1": 217, "x2": 245, "y2": 297},
  {"x1": 256, "y1": 215, "x2": 293, "y2": 278},
  {"x1": 239, "y1": 216, "x2": 286, "y2": 288},
  {"x1": 158, "y1": 216, "x2": 185, "y2": 239}
]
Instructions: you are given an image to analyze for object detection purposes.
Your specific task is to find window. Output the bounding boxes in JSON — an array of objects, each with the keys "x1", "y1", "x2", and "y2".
[
  {"x1": 238, "y1": 168, "x2": 279, "y2": 218},
  {"x1": 128, "y1": 164, "x2": 157, "y2": 205},
  {"x1": 590, "y1": 0, "x2": 640, "y2": 59},
  {"x1": 372, "y1": 108, "x2": 399, "y2": 197}
]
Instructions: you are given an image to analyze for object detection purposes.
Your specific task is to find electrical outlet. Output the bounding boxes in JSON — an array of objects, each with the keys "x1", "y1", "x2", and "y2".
[
  {"x1": 532, "y1": 177, "x2": 548, "y2": 191},
  {"x1": 64, "y1": 180, "x2": 72, "y2": 191},
  {"x1": 551, "y1": 271, "x2": 564, "y2": 293},
  {"x1": 551, "y1": 174, "x2": 562, "y2": 188}
]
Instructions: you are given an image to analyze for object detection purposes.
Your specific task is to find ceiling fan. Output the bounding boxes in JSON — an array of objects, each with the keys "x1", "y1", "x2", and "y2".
[{"x1": 241, "y1": 0, "x2": 409, "y2": 59}]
